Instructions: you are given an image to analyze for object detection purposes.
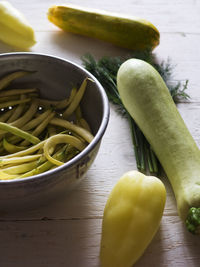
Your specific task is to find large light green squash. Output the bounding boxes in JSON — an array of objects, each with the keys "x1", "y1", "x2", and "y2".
[{"x1": 117, "y1": 59, "x2": 200, "y2": 234}]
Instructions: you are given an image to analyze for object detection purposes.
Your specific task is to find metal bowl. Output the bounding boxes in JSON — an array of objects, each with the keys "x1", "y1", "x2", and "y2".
[{"x1": 0, "y1": 52, "x2": 110, "y2": 211}]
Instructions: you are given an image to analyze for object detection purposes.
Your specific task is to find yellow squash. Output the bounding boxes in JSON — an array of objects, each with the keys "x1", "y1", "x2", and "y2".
[
  {"x1": 48, "y1": 4, "x2": 160, "y2": 51},
  {"x1": 0, "y1": 1, "x2": 36, "y2": 49},
  {"x1": 100, "y1": 170, "x2": 166, "y2": 267}
]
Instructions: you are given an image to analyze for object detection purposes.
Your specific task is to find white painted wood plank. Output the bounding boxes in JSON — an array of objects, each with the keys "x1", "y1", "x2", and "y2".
[
  {"x1": 0, "y1": 0, "x2": 200, "y2": 266},
  {"x1": 0, "y1": 215, "x2": 199, "y2": 267},
  {"x1": 5, "y1": 0, "x2": 200, "y2": 33},
  {"x1": 0, "y1": 219, "x2": 102, "y2": 267}
]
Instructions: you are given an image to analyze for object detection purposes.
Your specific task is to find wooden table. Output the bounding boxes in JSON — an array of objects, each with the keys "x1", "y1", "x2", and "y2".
[{"x1": 0, "y1": 0, "x2": 200, "y2": 266}]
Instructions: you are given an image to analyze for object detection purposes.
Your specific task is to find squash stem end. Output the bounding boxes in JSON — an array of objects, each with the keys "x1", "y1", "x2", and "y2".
[{"x1": 185, "y1": 207, "x2": 200, "y2": 235}]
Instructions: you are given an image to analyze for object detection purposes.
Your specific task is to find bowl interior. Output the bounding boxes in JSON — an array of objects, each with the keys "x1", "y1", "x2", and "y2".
[{"x1": 0, "y1": 53, "x2": 108, "y2": 136}]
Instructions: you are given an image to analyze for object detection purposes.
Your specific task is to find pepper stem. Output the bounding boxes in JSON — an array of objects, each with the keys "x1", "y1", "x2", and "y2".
[{"x1": 185, "y1": 207, "x2": 200, "y2": 234}]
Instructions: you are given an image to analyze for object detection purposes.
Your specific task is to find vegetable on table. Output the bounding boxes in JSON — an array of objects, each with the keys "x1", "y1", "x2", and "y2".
[
  {"x1": 117, "y1": 58, "x2": 200, "y2": 234},
  {"x1": 100, "y1": 170, "x2": 166, "y2": 267},
  {"x1": 82, "y1": 52, "x2": 189, "y2": 175},
  {"x1": 48, "y1": 4, "x2": 160, "y2": 51},
  {"x1": 0, "y1": 71, "x2": 94, "y2": 180},
  {"x1": 0, "y1": 1, "x2": 36, "y2": 49}
]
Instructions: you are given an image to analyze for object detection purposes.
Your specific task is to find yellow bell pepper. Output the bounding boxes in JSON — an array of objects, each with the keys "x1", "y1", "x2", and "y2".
[{"x1": 100, "y1": 170, "x2": 166, "y2": 267}]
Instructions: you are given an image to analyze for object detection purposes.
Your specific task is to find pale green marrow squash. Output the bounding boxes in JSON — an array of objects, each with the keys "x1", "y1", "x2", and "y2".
[
  {"x1": 48, "y1": 4, "x2": 160, "y2": 51},
  {"x1": 117, "y1": 59, "x2": 200, "y2": 234}
]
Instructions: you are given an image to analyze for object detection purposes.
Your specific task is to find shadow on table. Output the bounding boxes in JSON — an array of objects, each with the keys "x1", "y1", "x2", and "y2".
[
  {"x1": 134, "y1": 225, "x2": 165, "y2": 267},
  {"x1": 182, "y1": 224, "x2": 200, "y2": 267},
  {"x1": 47, "y1": 30, "x2": 131, "y2": 60}
]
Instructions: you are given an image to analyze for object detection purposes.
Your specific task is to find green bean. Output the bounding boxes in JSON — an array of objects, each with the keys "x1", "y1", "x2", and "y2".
[
  {"x1": 62, "y1": 78, "x2": 91, "y2": 119},
  {"x1": 44, "y1": 134, "x2": 85, "y2": 166},
  {"x1": 0, "y1": 154, "x2": 42, "y2": 166},
  {"x1": 36, "y1": 87, "x2": 77, "y2": 110},
  {"x1": 55, "y1": 87, "x2": 77, "y2": 109},
  {"x1": 75, "y1": 105, "x2": 82, "y2": 124},
  {"x1": 22, "y1": 109, "x2": 52, "y2": 131},
  {"x1": 11, "y1": 99, "x2": 38, "y2": 128},
  {"x1": 36, "y1": 98, "x2": 60, "y2": 108},
  {"x1": 0, "y1": 122, "x2": 40, "y2": 145},
  {"x1": 3, "y1": 138, "x2": 26, "y2": 153},
  {"x1": 50, "y1": 117, "x2": 94, "y2": 143},
  {"x1": 0, "y1": 88, "x2": 37, "y2": 97},
  {"x1": 47, "y1": 125, "x2": 57, "y2": 137},
  {"x1": 4, "y1": 135, "x2": 22, "y2": 145},
  {"x1": 2, "y1": 161, "x2": 39, "y2": 175},
  {"x1": 0, "y1": 95, "x2": 20, "y2": 103},
  {"x1": 0, "y1": 140, "x2": 45, "y2": 159},
  {"x1": 64, "y1": 144, "x2": 79, "y2": 161},
  {"x1": 0, "y1": 141, "x2": 4, "y2": 154},
  {"x1": 7, "y1": 94, "x2": 27, "y2": 123},
  {"x1": 0, "y1": 109, "x2": 15, "y2": 122},
  {"x1": 0, "y1": 71, "x2": 32, "y2": 91},
  {"x1": 0, "y1": 98, "x2": 30, "y2": 109},
  {"x1": 21, "y1": 111, "x2": 55, "y2": 146},
  {"x1": 19, "y1": 146, "x2": 68, "y2": 178},
  {"x1": 36, "y1": 98, "x2": 64, "y2": 108},
  {"x1": 0, "y1": 73, "x2": 94, "y2": 178},
  {"x1": 0, "y1": 170, "x2": 18, "y2": 180},
  {"x1": 0, "y1": 99, "x2": 38, "y2": 137},
  {"x1": 79, "y1": 118, "x2": 92, "y2": 132},
  {"x1": 32, "y1": 111, "x2": 55, "y2": 136}
]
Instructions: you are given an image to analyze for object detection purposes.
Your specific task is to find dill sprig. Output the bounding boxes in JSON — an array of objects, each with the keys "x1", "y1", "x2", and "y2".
[{"x1": 82, "y1": 51, "x2": 189, "y2": 175}]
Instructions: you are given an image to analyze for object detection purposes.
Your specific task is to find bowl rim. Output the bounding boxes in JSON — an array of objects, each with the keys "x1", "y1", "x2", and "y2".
[{"x1": 0, "y1": 52, "x2": 110, "y2": 185}]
